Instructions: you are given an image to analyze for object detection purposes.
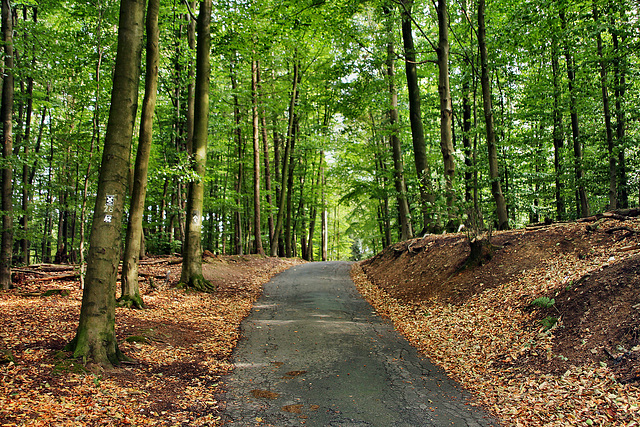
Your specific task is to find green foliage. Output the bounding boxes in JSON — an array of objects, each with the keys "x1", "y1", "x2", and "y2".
[
  {"x1": 539, "y1": 316, "x2": 559, "y2": 332},
  {"x1": 530, "y1": 297, "x2": 556, "y2": 309}
]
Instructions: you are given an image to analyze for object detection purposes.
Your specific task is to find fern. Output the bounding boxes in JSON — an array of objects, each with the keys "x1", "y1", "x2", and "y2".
[{"x1": 530, "y1": 296, "x2": 555, "y2": 309}]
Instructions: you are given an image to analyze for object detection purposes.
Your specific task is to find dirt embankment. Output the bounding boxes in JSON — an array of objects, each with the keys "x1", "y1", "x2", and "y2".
[{"x1": 356, "y1": 217, "x2": 640, "y2": 425}]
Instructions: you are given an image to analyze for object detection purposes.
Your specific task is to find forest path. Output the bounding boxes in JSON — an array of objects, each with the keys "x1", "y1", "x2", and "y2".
[{"x1": 222, "y1": 261, "x2": 496, "y2": 426}]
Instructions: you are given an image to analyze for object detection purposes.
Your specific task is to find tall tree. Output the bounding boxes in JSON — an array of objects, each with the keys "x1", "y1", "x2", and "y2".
[
  {"x1": 559, "y1": 6, "x2": 589, "y2": 218},
  {"x1": 435, "y1": 0, "x2": 456, "y2": 226},
  {"x1": 120, "y1": 0, "x2": 160, "y2": 308},
  {"x1": 386, "y1": 8, "x2": 413, "y2": 241},
  {"x1": 66, "y1": 0, "x2": 145, "y2": 367},
  {"x1": 1, "y1": 0, "x2": 14, "y2": 289},
  {"x1": 477, "y1": 0, "x2": 508, "y2": 230},
  {"x1": 251, "y1": 58, "x2": 264, "y2": 255},
  {"x1": 400, "y1": 0, "x2": 435, "y2": 234},
  {"x1": 180, "y1": 0, "x2": 214, "y2": 291}
]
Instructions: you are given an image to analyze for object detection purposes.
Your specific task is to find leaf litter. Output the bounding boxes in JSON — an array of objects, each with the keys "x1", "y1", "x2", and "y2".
[
  {"x1": 353, "y1": 218, "x2": 640, "y2": 426},
  {"x1": 0, "y1": 254, "x2": 302, "y2": 426}
]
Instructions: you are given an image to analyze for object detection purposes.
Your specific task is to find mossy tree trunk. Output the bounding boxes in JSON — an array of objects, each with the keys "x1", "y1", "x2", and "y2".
[
  {"x1": 120, "y1": 0, "x2": 160, "y2": 309},
  {"x1": 66, "y1": 0, "x2": 145, "y2": 367},
  {"x1": 180, "y1": 0, "x2": 215, "y2": 292},
  {"x1": 1, "y1": 0, "x2": 14, "y2": 290}
]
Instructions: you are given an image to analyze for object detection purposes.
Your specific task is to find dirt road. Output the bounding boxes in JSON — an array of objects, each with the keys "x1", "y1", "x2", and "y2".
[{"x1": 222, "y1": 262, "x2": 496, "y2": 426}]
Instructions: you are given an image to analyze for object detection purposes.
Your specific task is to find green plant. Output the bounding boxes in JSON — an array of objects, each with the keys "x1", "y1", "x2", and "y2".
[
  {"x1": 539, "y1": 316, "x2": 558, "y2": 331},
  {"x1": 530, "y1": 296, "x2": 556, "y2": 309}
]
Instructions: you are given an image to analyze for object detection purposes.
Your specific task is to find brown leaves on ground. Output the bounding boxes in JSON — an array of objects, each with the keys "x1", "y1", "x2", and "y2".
[
  {"x1": 354, "y1": 218, "x2": 640, "y2": 426},
  {"x1": 0, "y1": 254, "x2": 303, "y2": 426}
]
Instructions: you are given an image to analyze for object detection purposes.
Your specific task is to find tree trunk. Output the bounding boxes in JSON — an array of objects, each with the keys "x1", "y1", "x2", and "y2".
[
  {"x1": 320, "y1": 152, "x2": 327, "y2": 261},
  {"x1": 285, "y1": 118, "x2": 297, "y2": 257},
  {"x1": 477, "y1": 0, "x2": 508, "y2": 230},
  {"x1": 551, "y1": 35, "x2": 566, "y2": 221},
  {"x1": 271, "y1": 59, "x2": 299, "y2": 256},
  {"x1": 400, "y1": 0, "x2": 434, "y2": 234},
  {"x1": 120, "y1": 0, "x2": 159, "y2": 308},
  {"x1": 257, "y1": 64, "x2": 275, "y2": 247},
  {"x1": 1, "y1": 0, "x2": 14, "y2": 289},
  {"x1": 230, "y1": 59, "x2": 244, "y2": 256},
  {"x1": 180, "y1": 0, "x2": 214, "y2": 291},
  {"x1": 559, "y1": 8, "x2": 589, "y2": 218},
  {"x1": 251, "y1": 58, "x2": 264, "y2": 255},
  {"x1": 185, "y1": 0, "x2": 196, "y2": 155},
  {"x1": 79, "y1": 11, "x2": 103, "y2": 289},
  {"x1": 386, "y1": 11, "x2": 413, "y2": 241},
  {"x1": 593, "y1": 4, "x2": 616, "y2": 210},
  {"x1": 436, "y1": 0, "x2": 456, "y2": 227},
  {"x1": 612, "y1": 13, "x2": 628, "y2": 209},
  {"x1": 66, "y1": 0, "x2": 145, "y2": 367}
]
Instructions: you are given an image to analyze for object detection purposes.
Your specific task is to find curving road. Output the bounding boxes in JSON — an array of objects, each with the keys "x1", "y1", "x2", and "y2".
[{"x1": 222, "y1": 261, "x2": 497, "y2": 426}]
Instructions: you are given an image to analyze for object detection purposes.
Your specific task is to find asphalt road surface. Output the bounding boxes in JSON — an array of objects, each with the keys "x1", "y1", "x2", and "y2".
[{"x1": 222, "y1": 261, "x2": 497, "y2": 426}]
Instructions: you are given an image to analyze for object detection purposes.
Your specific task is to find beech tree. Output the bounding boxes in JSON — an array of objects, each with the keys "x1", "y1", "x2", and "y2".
[
  {"x1": 180, "y1": 0, "x2": 214, "y2": 290},
  {"x1": 1, "y1": 0, "x2": 14, "y2": 290},
  {"x1": 66, "y1": 0, "x2": 145, "y2": 366},
  {"x1": 120, "y1": 0, "x2": 160, "y2": 308}
]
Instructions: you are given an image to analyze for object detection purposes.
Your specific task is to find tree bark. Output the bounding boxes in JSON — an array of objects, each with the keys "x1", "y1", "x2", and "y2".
[
  {"x1": 230, "y1": 58, "x2": 244, "y2": 255},
  {"x1": 593, "y1": 4, "x2": 616, "y2": 210},
  {"x1": 436, "y1": 0, "x2": 456, "y2": 226},
  {"x1": 477, "y1": 0, "x2": 508, "y2": 230},
  {"x1": 271, "y1": 59, "x2": 299, "y2": 256},
  {"x1": 386, "y1": 13, "x2": 413, "y2": 241},
  {"x1": 180, "y1": 0, "x2": 214, "y2": 291},
  {"x1": 559, "y1": 8, "x2": 589, "y2": 218},
  {"x1": 1, "y1": 0, "x2": 14, "y2": 289},
  {"x1": 251, "y1": 58, "x2": 264, "y2": 255},
  {"x1": 120, "y1": 0, "x2": 160, "y2": 308},
  {"x1": 66, "y1": 0, "x2": 145, "y2": 367},
  {"x1": 400, "y1": 0, "x2": 435, "y2": 234},
  {"x1": 612, "y1": 12, "x2": 628, "y2": 209},
  {"x1": 257, "y1": 64, "x2": 275, "y2": 247}
]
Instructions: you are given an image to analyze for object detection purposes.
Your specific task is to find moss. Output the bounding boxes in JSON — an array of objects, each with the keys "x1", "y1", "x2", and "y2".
[
  {"x1": 183, "y1": 274, "x2": 216, "y2": 293},
  {"x1": 125, "y1": 335, "x2": 148, "y2": 343},
  {"x1": 116, "y1": 293, "x2": 146, "y2": 309},
  {"x1": 42, "y1": 289, "x2": 70, "y2": 297}
]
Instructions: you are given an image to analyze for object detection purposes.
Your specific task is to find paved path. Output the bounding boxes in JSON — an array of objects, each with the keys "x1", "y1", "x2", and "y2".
[{"x1": 222, "y1": 262, "x2": 496, "y2": 426}]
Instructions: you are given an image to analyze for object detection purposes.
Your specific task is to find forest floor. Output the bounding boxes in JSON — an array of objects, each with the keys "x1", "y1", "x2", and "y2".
[
  {"x1": 1, "y1": 217, "x2": 639, "y2": 426},
  {"x1": 355, "y1": 215, "x2": 640, "y2": 426},
  {"x1": 0, "y1": 254, "x2": 303, "y2": 426}
]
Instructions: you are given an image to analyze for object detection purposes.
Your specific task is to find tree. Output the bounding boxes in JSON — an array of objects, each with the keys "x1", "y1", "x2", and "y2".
[
  {"x1": 66, "y1": 0, "x2": 145, "y2": 367},
  {"x1": 251, "y1": 58, "x2": 265, "y2": 255},
  {"x1": 180, "y1": 0, "x2": 214, "y2": 291},
  {"x1": 385, "y1": 7, "x2": 413, "y2": 241},
  {"x1": 400, "y1": 0, "x2": 435, "y2": 234},
  {"x1": 1, "y1": 0, "x2": 14, "y2": 289},
  {"x1": 477, "y1": 0, "x2": 508, "y2": 230},
  {"x1": 120, "y1": 0, "x2": 160, "y2": 308},
  {"x1": 435, "y1": 0, "x2": 456, "y2": 227}
]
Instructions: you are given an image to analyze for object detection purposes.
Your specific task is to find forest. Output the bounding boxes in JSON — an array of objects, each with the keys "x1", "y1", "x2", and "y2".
[{"x1": 0, "y1": 0, "x2": 638, "y2": 281}]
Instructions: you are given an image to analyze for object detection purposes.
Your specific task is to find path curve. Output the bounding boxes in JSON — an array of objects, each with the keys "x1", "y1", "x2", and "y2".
[{"x1": 222, "y1": 261, "x2": 496, "y2": 426}]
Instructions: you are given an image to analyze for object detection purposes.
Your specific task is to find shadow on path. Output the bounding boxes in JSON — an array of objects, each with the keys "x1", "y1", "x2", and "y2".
[{"x1": 222, "y1": 261, "x2": 497, "y2": 426}]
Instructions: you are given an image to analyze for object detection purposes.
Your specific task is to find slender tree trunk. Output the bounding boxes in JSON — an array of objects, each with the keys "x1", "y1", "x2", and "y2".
[
  {"x1": 400, "y1": 0, "x2": 434, "y2": 234},
  {"x1": 180, "y1": 0, "x2": 213, "y2": 291},
  {"x1": 551, "y1": 36, "x2": 566, "y2": 220},
  {"x1": 185, "y1": 0, "x2": 196, "y2": 155},
  {"x1": 559, "y1": 8, "x2": 589, "y2": 218},
  {"x1": 284, "y1": 118, "x2": 297, "y2": 257},
  {"x1": 66, "y1": 0, "x2": 145, "y2": 367},
  {"x1": 230, "y1": 60, "x2": 244, "y2": 255},
  {"x1": 593, "y1": 4, "x2": 616, "y2": 210},
  {"x1": 257, "y1": 64, "x2": 274, "y2": 246},
  {"x1": 79, "y1": 12, "x2": 103, "y2": 289},
  {"x1": 120, "y1": 0, "x2": 159, "y2": 308},
  {"x1": 1, "y1": 0, "x2": 14, "y2": 289},
  {"x1": 180, "y1": 0, "x2": 215, "y2": 291},
  {"x1": 612, "y1": 14, "x2": 628, "y2": 209},
  {"x1": 320, "y1": 151, "x2": 327, "y2": 261},
  {"x1": 385, "y1": 11, "x2": 413, "y2": 241},
  {"x1": 436, "y1": 0, "x2": 456, "y2": 227},
  {"x1": 462, "y1": 79, "x2": 473, "y2": 205},
  {"x1": 477, "y1": 0, "x2": 508, "y2": 230},
  {"x1": 271, "y1": 59, "x2": 299, "y2": 256},
  {"x1": 251, "y1": 58, "x2": 264, "y2": 255}
]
